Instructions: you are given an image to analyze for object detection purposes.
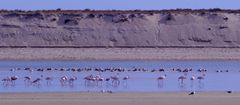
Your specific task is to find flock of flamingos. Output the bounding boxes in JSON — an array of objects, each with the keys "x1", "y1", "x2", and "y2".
[{"x1": 1, "y1": 67, "x2": 225, "y2": 89}]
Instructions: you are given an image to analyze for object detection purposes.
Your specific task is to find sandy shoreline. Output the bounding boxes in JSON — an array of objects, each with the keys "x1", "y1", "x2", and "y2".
[
  {"x1": 1, "y1": 92, "x2": 240, "y2": 105},
  {"x1": 0, "y1": 48, "x2": 240, "y2": 60}
]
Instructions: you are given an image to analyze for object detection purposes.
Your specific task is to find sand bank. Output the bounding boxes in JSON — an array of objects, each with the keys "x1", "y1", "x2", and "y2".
[
  {"x1": 1, "y1": 10, "x2": 240, "y2": 48},
  {"x1": 0, "y1": 48, "x2": 240, "y2": 60},
  {"x1": 0, "y1": 92, "x2": 240, "y2": 105}
]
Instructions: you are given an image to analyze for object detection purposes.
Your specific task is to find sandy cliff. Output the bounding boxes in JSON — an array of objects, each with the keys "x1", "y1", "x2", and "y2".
[{"x1": 0, "y1": 9, "x2": 240, "y2": 48}]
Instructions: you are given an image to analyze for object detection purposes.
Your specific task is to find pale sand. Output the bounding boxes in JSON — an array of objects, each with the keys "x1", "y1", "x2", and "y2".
[
  {"x1": 0, "y1": 48, "x2": 240, "y2": 60},
  {"x1": 0, "y1": 92, "x2": 240, "y2": 105}
]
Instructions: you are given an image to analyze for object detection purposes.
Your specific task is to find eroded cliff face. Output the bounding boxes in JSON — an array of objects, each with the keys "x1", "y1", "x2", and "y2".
[{"x1": 0, "y1": 10, "x2": 240, "y2": 48}]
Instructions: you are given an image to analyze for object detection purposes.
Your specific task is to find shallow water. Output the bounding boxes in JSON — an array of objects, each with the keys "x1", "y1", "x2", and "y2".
[{"x1": 0, "y1": 60, "x2": 240, "y2": 92}]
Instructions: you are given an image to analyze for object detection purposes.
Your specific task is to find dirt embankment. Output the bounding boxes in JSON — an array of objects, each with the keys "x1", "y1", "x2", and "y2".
[{"x1": 0, "y1": 9, "x2": 240, "y2": 48}]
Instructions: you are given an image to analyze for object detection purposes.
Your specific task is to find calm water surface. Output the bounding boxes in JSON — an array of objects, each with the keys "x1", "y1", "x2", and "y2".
[{"x1": 0, "y1": 60, "x2": 240, "y2": 92}]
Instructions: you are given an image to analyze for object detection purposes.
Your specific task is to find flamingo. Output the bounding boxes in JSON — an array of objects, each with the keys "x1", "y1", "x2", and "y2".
[
  {"x1": 90, "y1": 76, "x2": 98, "y2": 86},
  {"x1": 178, "y1": 76, "x2": 186, "y2": 88},
  {"x1": 123, "y1": 76, "x2": 130, "y2": 80},
  {"x1": 157, "y1": 75, "x2": 166, "y2": 88},
  {"x1": 68, "y1": 76, "x2": 77, "y2": 86},
  {"x1": 10, "y1": 69, "x2": 15, "y2": 72},
  {"x1": 197, "y1": 76, "x2": 204, "y2": 82},
  {"x1": 24, "y1": 76, "x2": 31, "y2": 85},
  {"x1": 95, "y1": 75, "x2": 104, "y2": 87},
  {"x1": 83, "y1": 76, "x2": 90, "y2": 86},
  {"x1": 197, "y1": 76, "x2": 205, "y2": 88},
  {"x1": 178, "y1": 76, "x2": 186, "y2": 83},
  {"x1": 84, "y1": 74, "x2": 103, "y2": 87},
  {"x1": 45, "y1": 77, "x2": 53, "y2": 85},
  {"x1": 10, "y1": 76, "x2": 18, "y2": 86},
  {"x1": 2, "y1": 76, "x2": 11, "y2": 86},
  {"x1": 190, "y1": 76, "x2": 196, "y2": 80},
  {"x1": 111, "y1": 76, "x2": 120, "y2": 87},
  {"x1": 105, "y1": 78, "x2": 110, "y2": 81},
  {"x1": 159, "y1": 68, "x2": 165, "y2": 72},
  {"x1": 105, "y1": 77, "x2": 111, "y2": 86},
  {"x1": 190, "y1": 76, "x2": 196, "y2": 88},
  {"x1": 84, "y1": 75, "x2": 95, "y2": 87},
  {"x1": 122, "y1": 75, "x2": 130, "y2": 87},
  {"x1": 24, "y1": 76, "x2": 31, "y2": 82},
  {"x1": 60, "y1": 76, "x2": 68, "y2": 86},
  {"x1": 32, "y1": 78, "x2": 41, "y2": 86}
]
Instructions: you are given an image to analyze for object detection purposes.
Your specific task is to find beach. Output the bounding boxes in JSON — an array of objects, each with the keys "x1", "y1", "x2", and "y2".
[
  {"x1": 0, "y1": 48, "x2": 240, "y2": 60},
  {"x1": 1, "y1": 92, "x2": 240, "y2": 105}
]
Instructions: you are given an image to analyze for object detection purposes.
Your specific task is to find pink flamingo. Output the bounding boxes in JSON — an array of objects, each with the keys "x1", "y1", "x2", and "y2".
[
  {"x1": 157, "y1": 74, "x2": 166, "y2": 88},
  {"x1": 178, "y1": 76, "x2": 186, "y2": 88},
  {"x1": 84, "y1": 75, "x2": 97, "y2": 87},
  {"x1": 111, "y1": 76, "x2": 120, "y2": 87},
  {"x1": 24, "y1": 76, "x2": 31, "y2": 82},
  {"x1": 2, "y1": 76, "x2": 11, "y2": 86},
  {"x1": 32, "y1": 78, "x2": 41, "y2": 86},
  {"x1": 178, "y1": 76, "x2": 186, "y2": 83},
  {"x1": 45, "y1": 77, "x2": 53, "y2": 85},
  {"x1": 95, "y1": 75, "x2": 104, "y2": 87},
  {"x1": 105, "y1": 78, "x2": 110, "y2": 81},
  {"x1": 123, "y1": 76, "x2": 130, "y2": 80},
  {"x1": 105, "y1": 77, "x2": 111, "y2": 86},
  {"x1": 197, "y1": 76, "x2": 204, "y2": 79},
  {"x1": 85, "y1": 74, "x2": 105, "y2": 87},
  {"x1": 197, "y1": 75, "x2": 205, "y2": 88},
  {"x1": 68, "y1": 76, "x2": 77, "y2": 86},
  {"x1": 24, "y1": 76, "x2": 31, "y2": 85},
  {"x1": 10, "y1": 76, "x2": 18, "y2": 86},
  {"x1": 122, "y1": 75, "x2": 130, "y2": 87},
  {"x1": 83, "y1": 76, "x2": 91, "y2": 84},
  {"x1": 197, "y1": 76, "x2": 205, "y2": 83}
]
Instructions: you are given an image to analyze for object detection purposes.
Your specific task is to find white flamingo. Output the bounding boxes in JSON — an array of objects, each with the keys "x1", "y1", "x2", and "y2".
[{"x1": 190, "y1": 76, "x2": 196, "y2": 88}]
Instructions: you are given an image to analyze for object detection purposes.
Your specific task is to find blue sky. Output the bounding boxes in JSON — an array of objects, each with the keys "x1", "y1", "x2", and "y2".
[{"x1": 0, "y1": 0, "x2": 239, "y2": 10}]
